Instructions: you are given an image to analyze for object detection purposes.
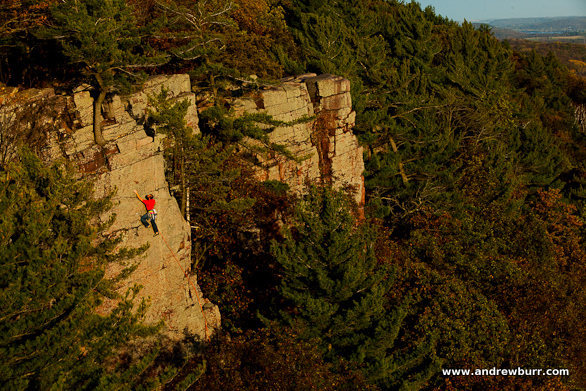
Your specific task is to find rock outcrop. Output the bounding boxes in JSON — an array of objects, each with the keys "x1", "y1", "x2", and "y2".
[
  {"x1": 1, "y1": 75, "x2": 219, "y2": 340},
  {"x1": 231, "y1": 74, "x2": 365, "y2": 208},
  {"x1": 1, "y1": 72, "x2": 364, "y2": 340}
]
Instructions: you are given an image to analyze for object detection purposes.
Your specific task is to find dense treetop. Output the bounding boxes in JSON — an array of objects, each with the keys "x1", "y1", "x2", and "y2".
[{"x1": 0, "y1": 0, "x2": 584, "y2": 389}]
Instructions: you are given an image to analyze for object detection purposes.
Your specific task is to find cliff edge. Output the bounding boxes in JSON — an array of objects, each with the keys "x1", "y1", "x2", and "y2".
[
  {"x1": 231, "y1": 74, "x2": 365, "y2": 209},
  {"x1": 1, "y1": 75, "x2": 220, "y2": 340},
  {"x1": 0, "y1": 72, "x2": 365, "y2": 340}
]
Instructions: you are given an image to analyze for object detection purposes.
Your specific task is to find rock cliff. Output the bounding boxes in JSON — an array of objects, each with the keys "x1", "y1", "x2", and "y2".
[
  {"x1": 1, "y1": 75, "x2": 219, "y2": 340},
  {"x1": 0, "y1": 72, "x2": 365, "y2": 340},
  {"x1": 231, "y1": 74, "x2": 365, "y2": 208}
]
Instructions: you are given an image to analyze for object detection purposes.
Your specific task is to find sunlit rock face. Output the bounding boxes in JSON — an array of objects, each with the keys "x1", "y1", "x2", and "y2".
[
  {"x1": 0, "y1": 72, "x2": 364, "y2": 340},
  {"x1": 231, "y1": 74, "x2": 365, "y2": 209},
  {"x1": 1, "y1": 76, "x2": 219, "y2": 341}
]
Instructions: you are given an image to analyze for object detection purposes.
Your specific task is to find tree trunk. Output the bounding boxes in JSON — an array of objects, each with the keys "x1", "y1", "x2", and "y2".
[
  {"x1": 389, "y1": 136, "x2": 409, "y2": 186},
  {"x1": 180, "y1": 148, "x2": 187, "y2": 216},
  {"x1": 93, "y1": 73, "x2": 107, "y2": 146},
  {"x1": 186, "y1": 185, "x2": 190, "y2": 223},
  {"x1": 204, "y1": 56, "x2": 218, "y2": 103}
]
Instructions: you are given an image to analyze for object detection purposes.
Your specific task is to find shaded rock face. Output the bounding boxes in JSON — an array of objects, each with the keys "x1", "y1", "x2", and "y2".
[
  {"x1": 1, "y1": 75, "x2": 219, "y2": 341},
  {"x1": 231, "y1": 74, "x2": 365, "y2": 208},
  {"x1": 576, "y1": 104, "x2": 586, "y2": 133},
  {"x1": 0, "y1": 87, "x2": 67, "y2": 164}
]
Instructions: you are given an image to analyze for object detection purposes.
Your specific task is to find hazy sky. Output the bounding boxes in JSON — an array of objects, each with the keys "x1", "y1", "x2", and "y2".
[{"x1": 414, "y1": 0, "x2": 586, "y2": 22}]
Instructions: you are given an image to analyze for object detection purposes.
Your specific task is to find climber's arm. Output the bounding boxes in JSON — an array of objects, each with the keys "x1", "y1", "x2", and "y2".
[{"x1": 134, "y1": 190, "x2": 144, "y2": 202}]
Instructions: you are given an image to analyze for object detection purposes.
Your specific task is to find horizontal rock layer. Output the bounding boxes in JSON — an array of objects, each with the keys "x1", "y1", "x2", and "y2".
[{"x1": 232, "y1": 74, "x2": 365, "y2": 208}]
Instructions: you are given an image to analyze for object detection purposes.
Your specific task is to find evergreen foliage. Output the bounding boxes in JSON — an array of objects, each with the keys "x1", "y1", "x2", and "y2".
[
  {"x1": 0, "y1": 150, "x2": 153, "y2": 389},
  {"x1": 153, "y1": 0, "x2": 235, "y2": 101},
  {"x1": 43, "y1": 0, "x2": 167, "y2": 145},
  {"x1": 154, "y1": 0, "x2": 296, "y2": 99},
  {"x1": 282, "y1": 0, "x2": 578, "y2": 222},
  {"x1": 188, "y1": 327, "x2": 377, "y2": 391},
  {"x1": 147, "y1": 91, "x2": 257, "y2": 262},
  {"x1": 199, "y1": 104, "x2": 309, "y2": 161},
  {"x1": 270, "y1": 186, "x2": 439, "y2": 389},
  {"x1": 148, "y1": 89, "x2": 194, "y2": 215},
  {"x1": 1, "y1": 0, "x2": 585, "y2": 388}
]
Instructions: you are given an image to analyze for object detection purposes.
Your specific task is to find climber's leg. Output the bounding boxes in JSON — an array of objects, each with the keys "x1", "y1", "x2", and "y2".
[
  {"x1": 141, "y1": 213, "x2": 150, "y2": 227},
  {"x1": 151, "y1": 216, "x2": 159, "y2": 235}
]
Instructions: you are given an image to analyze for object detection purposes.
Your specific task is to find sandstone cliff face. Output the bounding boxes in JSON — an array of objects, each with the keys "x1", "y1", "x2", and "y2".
[
  {"x1": 1, "y1": 72, "x2": 364, "y2": 340},
  {"x1": 1, "y1": 75, "x2": 219, "y2": 340},
  {"x1": 231, "y1": 74, "x2": 365, "y2": 207}
]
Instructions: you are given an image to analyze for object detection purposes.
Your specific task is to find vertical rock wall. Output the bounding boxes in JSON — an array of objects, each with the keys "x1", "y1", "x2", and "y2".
[
  {"x1": 231, "y1": 74, "x2": 365, "y2": 207},
  {"x1": 2, "y1": 72, "x2": 363, "y2": 340},
  {"x1": 2, "y1": 75, "x2": 220, "y2": 340},
  {"x1": 77, "y1": 75, "x2": 220, "y2": 340}
]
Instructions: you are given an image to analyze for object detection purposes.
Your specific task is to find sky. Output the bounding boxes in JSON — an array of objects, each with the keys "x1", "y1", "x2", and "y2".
[{"x1": 414, "y1": 0, "x2": 586, "y2": 22}]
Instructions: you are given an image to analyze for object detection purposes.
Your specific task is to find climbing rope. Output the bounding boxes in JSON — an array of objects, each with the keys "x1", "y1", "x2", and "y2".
[{"x1": 159, "y1": 231, "x2": 210, "y2": 341}]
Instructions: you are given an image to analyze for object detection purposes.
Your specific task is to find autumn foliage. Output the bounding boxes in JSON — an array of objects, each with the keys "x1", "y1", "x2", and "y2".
[{"x1": 1, "y1": 0, "x2": 585, "y2": 389}]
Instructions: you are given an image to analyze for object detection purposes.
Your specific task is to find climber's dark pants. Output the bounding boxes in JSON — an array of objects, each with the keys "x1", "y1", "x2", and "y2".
[{"x1": 141, "y1": 212, "x2": 159, "y2": 234}]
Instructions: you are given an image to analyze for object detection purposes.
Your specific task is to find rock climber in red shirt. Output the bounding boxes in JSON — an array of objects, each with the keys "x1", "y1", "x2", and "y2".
[{"x1": 134, "y1": 190, "x2": 159, "y2": 235}]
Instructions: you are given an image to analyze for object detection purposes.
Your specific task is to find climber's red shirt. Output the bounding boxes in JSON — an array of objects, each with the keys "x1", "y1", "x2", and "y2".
[{"x1": 142, "y1": 199, "x2": 156, "y2": 211}]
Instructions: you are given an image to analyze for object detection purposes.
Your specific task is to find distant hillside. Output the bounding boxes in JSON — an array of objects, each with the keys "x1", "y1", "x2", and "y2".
[
  {"x1": 472, "y1": 17, "x2": 586, "y2": 76},
  {"x1": 485, "y1": 27, "x2": 530, "y2": 40},
  {"x1": 477, "y1": 16, "x2": 586, "y2": 43},
  {"x1": 485, "y1": 16, "x2": 585, "y2": 32}
]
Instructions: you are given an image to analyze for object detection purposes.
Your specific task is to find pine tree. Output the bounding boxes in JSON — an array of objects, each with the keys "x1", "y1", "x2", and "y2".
[
  {"x1": 148, "y1": 89, "x2": 194, "y2": 216},
  {"x1": 154, "y1": 0, "x2": 235, "y2": 101},
  {"x1": 44, "y1": 0, "x2": 167, "y2": 145},
  {"x1": 0, "y1": 150, "x2": 153, "y2": 389},
  {"x1": 270, "y1": 186, "x2": 440, "y2": 388}
]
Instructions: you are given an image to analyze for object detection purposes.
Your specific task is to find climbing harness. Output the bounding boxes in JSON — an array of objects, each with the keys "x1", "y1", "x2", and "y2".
[
  {"x1": 159, "y1": 231, "x2": 210, "y2": 341},
  {"x1": 148, "y1": 209, "x2": 157, "y2": 222}
]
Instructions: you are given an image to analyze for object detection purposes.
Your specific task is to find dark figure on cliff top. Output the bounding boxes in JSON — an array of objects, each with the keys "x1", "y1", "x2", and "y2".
[{"x1": 134, "y1": 190, "x2": 159, "y2": 235}]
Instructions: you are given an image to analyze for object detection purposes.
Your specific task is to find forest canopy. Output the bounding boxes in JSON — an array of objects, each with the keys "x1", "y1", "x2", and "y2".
[{"x1": 0, "y1": 0, "x2": 585, "y2": 390}]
